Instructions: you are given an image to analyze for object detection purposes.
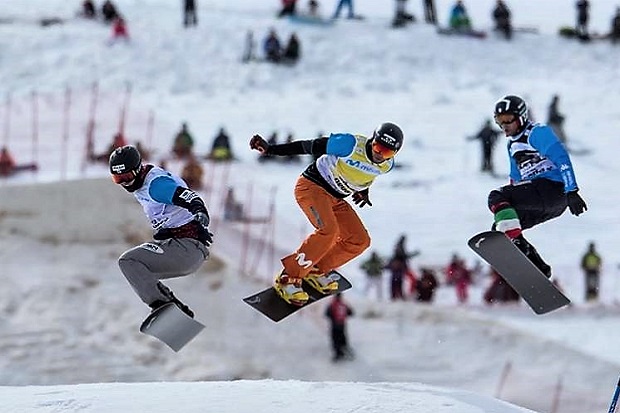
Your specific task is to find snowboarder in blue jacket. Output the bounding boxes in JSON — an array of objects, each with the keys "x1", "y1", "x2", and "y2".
[{"x1": 488, "y1": 95, "x2": 587, "y2": 278}]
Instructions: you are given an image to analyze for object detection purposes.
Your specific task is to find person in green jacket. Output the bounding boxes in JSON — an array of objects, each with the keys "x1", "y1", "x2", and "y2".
[{"x1": 581, "y1": 242, "x2": 602, "y2": 301}]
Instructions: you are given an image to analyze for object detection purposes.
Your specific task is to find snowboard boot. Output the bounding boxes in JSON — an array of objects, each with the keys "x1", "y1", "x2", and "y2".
[
  {"x1": 304, "y1": 266, "x2": 338, "y2": 294},
  {"x1": 155, "y1": 283, "x2": 195, "y2": 318},
  {"x1": 512, "y1": 235, "x2": 552, "y2": 279},
  {"x1": 274, "y1": 270, "x2": 309, "y2": 306}
]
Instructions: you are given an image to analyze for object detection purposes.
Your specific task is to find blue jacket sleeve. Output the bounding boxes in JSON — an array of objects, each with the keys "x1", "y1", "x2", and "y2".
[
  {"x1": 530, "y1": 125, "x2": 579, "y2": 192},
  {"x1": 149, "y1": 176, "x2": 179, "y2": 204},
  {"x1": 326, "y1": 133, "x2": 356, "y2": 157}
]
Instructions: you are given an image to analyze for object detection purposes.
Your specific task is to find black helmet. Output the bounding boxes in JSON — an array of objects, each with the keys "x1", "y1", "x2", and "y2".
[
  {"x1": 372, "y1": 122, "x2": 404, "y2": 153},
  {"x1": 109, "y1": 145, "x2": 142, "y2": 184},
  {"x1": 494, "y1": 95, "x2": 528, "y2": 127}
]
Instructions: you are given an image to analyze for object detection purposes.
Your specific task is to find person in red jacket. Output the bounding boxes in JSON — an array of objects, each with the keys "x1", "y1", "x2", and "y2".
[
  {"x1": 325, "y1": 293, "x2": 354, "y2": 362},
  {"x1": 111, "y1": 16, "x2": 129, "y2": 43},
  {"x1": 0, "y1": 146, "x2": 16, "y2": 177},
  {"x1": 445, "y1": 254, "x2": 471, "y2": 304}
]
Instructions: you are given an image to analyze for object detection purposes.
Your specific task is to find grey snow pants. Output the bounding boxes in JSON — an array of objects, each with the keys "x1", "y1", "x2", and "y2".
[{"x1": 118, "y1": 237, "x2": 208, "y2": 306}]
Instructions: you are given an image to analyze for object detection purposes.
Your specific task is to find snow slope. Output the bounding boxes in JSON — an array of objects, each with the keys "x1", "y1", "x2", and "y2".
[{"x1": 1, "y1": 1, "x2": 620, "y2": 412}]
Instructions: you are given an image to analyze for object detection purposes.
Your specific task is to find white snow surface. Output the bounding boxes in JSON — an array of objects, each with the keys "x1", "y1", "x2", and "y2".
[{"x1": 1, "y1": 1, "x2": 620, "y2": 412}]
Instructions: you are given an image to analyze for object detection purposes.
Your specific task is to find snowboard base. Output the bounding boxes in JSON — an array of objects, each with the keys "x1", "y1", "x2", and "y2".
[
  {"x1": 243, "y1": 271, "x2": 352, "y2": 322},
  {"x1": 140, "y1": 303, "x2": 205, "y2": 352},
  {"x1": 468, "y1": 231, "x2": 570, "y2": 314}
]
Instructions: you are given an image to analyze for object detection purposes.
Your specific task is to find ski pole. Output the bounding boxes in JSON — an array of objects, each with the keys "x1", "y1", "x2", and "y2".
[{"x1": 608, "y1": 376, "x2": 620, "y2": 413}]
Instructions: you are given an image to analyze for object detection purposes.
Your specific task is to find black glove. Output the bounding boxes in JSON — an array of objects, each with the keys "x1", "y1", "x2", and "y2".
[
  {"x1": 249, "y1": 134, "x2": 269, "y2": 154},
  {"x1": 567, "y1": 190, "x2": 587, "y2": 216},
  {"x1": 352, "y1": 189, "x2": 372, "y2": 208},
  {"x1": 194, "y1": 212, "x2": 214, "y2": 247},
  {"x1": 194, "y1": 211, "x2": 210, "y2": 228},
  {"x1": 203, "y1": 230, "x2": 214, "y2": 247}
]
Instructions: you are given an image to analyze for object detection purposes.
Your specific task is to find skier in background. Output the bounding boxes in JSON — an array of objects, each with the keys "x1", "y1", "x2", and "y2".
[
  {"x1": 109, "y1": 145, "x2": 213, "y2": 318},
  {"x1": 249, "y1": 122, "x2": 404, "y2": 305},
  {"x1": 489, "y1": 95, "x2": 587, "y2": 278}
]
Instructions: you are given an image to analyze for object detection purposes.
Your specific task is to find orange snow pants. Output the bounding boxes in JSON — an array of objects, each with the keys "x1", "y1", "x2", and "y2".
[{"x1": 281, "y1": 176, "x2": 371, "y2": 279}]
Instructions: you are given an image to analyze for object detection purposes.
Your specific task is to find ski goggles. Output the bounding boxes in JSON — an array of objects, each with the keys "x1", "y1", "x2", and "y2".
[
  {"x1": 371, "y1": 140, "x2": 397, "y2": 159},
  {"x1": 495, "y1": 115, "x2": 517, "y2": 126},
  {"x1": 111, "y1": 169, "x2": 138, "y2": 185}
]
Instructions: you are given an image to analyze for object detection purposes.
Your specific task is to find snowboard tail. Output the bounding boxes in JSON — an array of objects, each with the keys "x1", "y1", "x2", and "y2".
[
  {"x1": 243, "y1": 271, "x2": 352, "y2": 322},
  {"x1": 468, "y1": 231, "x2": 570, "y2": 314},
  {"x1": 140, "y1": 302, "x2": 205, "y2": 352}
]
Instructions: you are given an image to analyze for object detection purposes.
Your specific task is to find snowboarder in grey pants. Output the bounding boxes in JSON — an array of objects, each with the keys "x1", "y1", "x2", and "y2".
[{"x1": 109, "y1": 145, "x2": 213, "y2": 317}]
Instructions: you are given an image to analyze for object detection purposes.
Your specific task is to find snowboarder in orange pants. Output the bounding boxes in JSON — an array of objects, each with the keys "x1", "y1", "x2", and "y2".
[{"x1": 249, "y1": 122, "x2": 404, "y2": 305}]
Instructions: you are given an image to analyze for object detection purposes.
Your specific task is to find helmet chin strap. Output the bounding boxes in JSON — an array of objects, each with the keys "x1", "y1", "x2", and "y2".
[{"x1": 120, "y1": 164, "x2": 149, "y2": 192}]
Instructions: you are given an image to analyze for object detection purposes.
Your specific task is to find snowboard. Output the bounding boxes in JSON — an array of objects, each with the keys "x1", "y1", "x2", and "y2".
[
  {"x1": 468, "y1": 231, "x2": 570, "y2": 315},
  {"x1": 288, "y1": 14, "x2": 335, "y2": 27},
  {"x1": 140, "y1": 302, "x2": 205, "y2": 352},
  {"x1": 243, "y1": 271, "x2": 351, "y2": 322},
  {"x1": 437, "y1": 27, "x2": 487, "y2": 39}
]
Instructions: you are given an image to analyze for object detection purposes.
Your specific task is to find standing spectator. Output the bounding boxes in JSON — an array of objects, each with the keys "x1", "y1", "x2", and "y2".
[
  {"x1": 449, "y1": 0, "x2": 471, "y2": 31},
  {"x1": 208, "y1": 127, "x2": 234, "y2": 161},
  {"x1": 332, "y1": 0, "x2": 355, "y2": 20},
  {"x1": 416, "y1": 268, "x2": 438, "y2": 303},
  {"x1": 360, "y1": 251, "x2": 385, "y2": 300},
  {"x1": 263, "y1": 28, "x2": 282, "y2": 63},
  {"x1": 101, "y1": 0, "x2": 119, "y2": 24},
  {"x1": 172, "y1": 122, "x2": 195, "y2": 159},
  {"x1": 492, "y1": 0, "x2": 512, "y2": 40},
  {"x1": 445, "y1": 254, "x2": 471, "y2": 304},
  {"x1": 180, "y1": 154, "x2": 204, "y2": 190},
  {"x1": 183, "y1": 0, "x2": 198, "y2": 27},
  {"x1": 389, "y1": 234, "x2": 419, "y2": 299},
  {"x1": 393, "y1": 0, "x2": 415, "y2": 28},
  {"x1": 610, "y1": 7, "x2": 620, "y2": 44},
  {"x1": 325, "y1": 293, "x2": 354, "y2": 362},
  {"x1": 581, "y1": 242, "x2": 602, "y2": 301},
  {"x1": 282, "y1": 33, "x2": 301, "y2": 65},
  {"x1": 82, "y1": 0, "x2": 96, "y2": 19},
  {"x1": 423, "y1": 0, "x2": 437, "y2": 24},
  {"x1": 386, "y1": 255, "x2": 407, "y2": 300},
  {"x1": 0, "y1": 146, "x2": 16, "y2": 177},
  {"x1": 575, "y1": 0, "x2": 590, "y2": 39},
  {"x1": 547, "y1": 94, "x2": 567, "y2": 144},
  {"x1": 468, "y1": 119, "x2": 500, "y2": 174},
  {"x1": 278, "y1": 0, "x2": 297, "y2": 18},
  {"x1": 392, "y1": 234, "x2": 420, "y2": 267},
  {"x1": 242, "y1": 30, "x2": 256, "y2": 63}
]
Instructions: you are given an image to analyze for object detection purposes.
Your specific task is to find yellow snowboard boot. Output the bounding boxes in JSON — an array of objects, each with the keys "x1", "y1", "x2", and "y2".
[
  {"x1": 274, "y1": 270, "x2": 309, "y2": 306},
  {"x1": 304, "y1": 266, "x2": 338, "y2": 294}
]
